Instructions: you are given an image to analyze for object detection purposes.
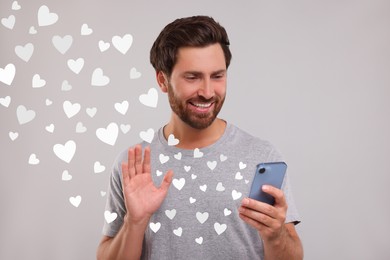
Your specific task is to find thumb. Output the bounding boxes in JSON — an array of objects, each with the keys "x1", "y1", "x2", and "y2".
[{"x1": 160, "y1": 170, "x2": 173, "y2": 191}]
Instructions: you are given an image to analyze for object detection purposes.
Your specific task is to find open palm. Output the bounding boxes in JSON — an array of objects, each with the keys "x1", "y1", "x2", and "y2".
[{"x1": 121, "y1": 145, "x2": 173, "y2": 224}]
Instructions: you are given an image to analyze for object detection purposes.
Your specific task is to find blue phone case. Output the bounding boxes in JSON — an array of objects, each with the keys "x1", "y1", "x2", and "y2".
[{"x1": 248, "y1": 162, "x2": 287, "y2": 205}]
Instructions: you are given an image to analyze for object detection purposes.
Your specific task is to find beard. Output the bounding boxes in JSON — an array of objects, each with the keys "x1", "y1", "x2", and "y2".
[{"x1": 167, "y1": 83, "x2": 225, "y2": 130}]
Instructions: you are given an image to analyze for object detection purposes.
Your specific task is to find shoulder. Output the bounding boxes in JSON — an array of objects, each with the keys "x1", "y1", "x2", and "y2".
[{"x1": 227, "y1": 123, "x2": 283, "y2": 161}]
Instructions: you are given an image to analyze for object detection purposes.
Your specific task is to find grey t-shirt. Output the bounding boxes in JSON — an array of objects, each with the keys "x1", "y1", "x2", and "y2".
[{"x1": 102, "y1": 123, "x2": 300, "y2": 259}]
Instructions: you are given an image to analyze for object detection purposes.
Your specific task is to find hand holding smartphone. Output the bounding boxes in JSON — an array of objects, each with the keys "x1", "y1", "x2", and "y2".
[{"x1": 248, "y1": 162, "x2": 287, "y2": 205}]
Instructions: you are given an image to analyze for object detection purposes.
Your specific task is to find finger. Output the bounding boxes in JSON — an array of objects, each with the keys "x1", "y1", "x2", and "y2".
[
  {"x1": 239, "y1": 203, "x2": 274, "y2": 227},
  {"x1": 128, "y1": 148, "x2": 136, "y2": 178},
  {"x1": 241, "y1": 197, "x2": 276, "y2": 217},
  {"x1": 160, "y1": 170, "x2": 173, "y2": 191},
  {"x1": 135, "y1": 144, "x2": 142, "y2": 174},
  {"x1": 239, "y1": 212, "x2": 268, "y2": 231},
  {"x1": 262, "y1": 185, "x2": 286, "y2": 208},
  {"x1": 143, "y1": 146, "x2": 151, "y2": 174},
  {"x1": 121, "y1": 161, "x2": 130, "y2": 186}
]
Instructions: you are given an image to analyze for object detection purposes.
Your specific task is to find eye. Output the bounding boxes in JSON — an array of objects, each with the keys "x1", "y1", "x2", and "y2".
[
  {"x1": 184, "y1": 74, "x2": 198, "y2": 81},
  {"x1": 212, "y1": 73, "x2": 225, "y2": 80}
]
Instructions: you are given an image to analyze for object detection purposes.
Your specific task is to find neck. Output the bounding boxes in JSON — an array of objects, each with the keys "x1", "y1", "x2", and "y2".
[{"x1": 163, "y1": 114, "x2": 226, "y2": 149}]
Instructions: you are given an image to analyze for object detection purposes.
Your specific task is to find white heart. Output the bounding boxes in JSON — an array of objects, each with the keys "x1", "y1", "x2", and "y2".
[
  {"x1": 149, "y1": 222, "x2": 161, "y2": 233},
  {"x1": 29, "y1": 26, "x2": 37, "y2": 35},
  {"x1": 191, "y1": 174, "x2": 197, "y2": 180},
  {"x1": 100, "y1": 191, "x2": 106, "y2": 197},
  {"x1": 167, "y1": 134, "x2": 179, "y2": 146},
  {"x1": 96, "y1": 122, "x2": 119, "y2": 146},
  {"x1": 94, "y1": 161, "x2": 105, "y2": 173},
  {"x1": 120, "y1": 124, "x2": 131, "y2": 134},
  {"x1": 15, "y1": 43, "x2": 34, "y2": 62},
  {"x1": 207, "y1": 161, "x2": 217, "y2": 170},
  {"x1": 232, "y1": 190, "x2": 242, "y2": 200},
  {"x1": 174, "y1": 152, "x2": 182, "y2": 160},
  {"x1": 38, "y1": 5, "x2": 58, "y2": 27},
  {"x1": 98, "y1": 40, "x2": 110, "y2": 52},
  {"x1": 63, "y1": 100, "x2": 81, "y2": 118},
  {"x1": 91, "y1": 68, "x2": 110, "y2": 86},
  {"x1": 1, "y1": 15, "x2": 15, "y2": 30},
  {"x1": 139, "y1": 128, "x2": 154, "y2": 143},
  {"x1": 173, "y1": 227, "x2": 183, "y2": 237},
  {"x1": 12, "y1": 1, "x2": 21, "y2": 11},
  {"x1": 45, "y1": 123, "x2": 54, "y2": 133},
  {"x1": 216, "y1": 182, "x2": 225, "y2": 192},
  {"x1": 0, "y1": 96, "x2": 11, "y2": 107},
  {"x1": 214, "y1": 222, "x2": 227, "y2": 235},
  {"x1": 189, "y1": 197, "x2": 196, "y2": 203},
  {"x1": 159, "y1": 153, "x2": 169, "y2": 164},
  {"x1": 224, "y1": 208, "x2": 232, "y2": 216},
  {"x1": 62, "y1": 170, "x2": 72, "y2": 181},
  {"x1": 112, "y1": 34, "x2": 133, "y2": 54},
  {"x1": 28, "y1": 153, "x2": 39, "y2": 165},
  {"x1": 220, "y1": 154, "x2": 227, "y2": 162},
  {"x1": 130, "y1": 67, "x2": 141, "y2": 79},
  {"x1": 16, "y1": 105, "x2": 35, "y2": 125},
  {"x1": 200, "y1": 185, "x2": 207, "y2": 192},
  {"x1": 139, "y1": 88, "x2": 158, "y2": 108},
  {"x1": 104, "y1": 210, "x2": 117, "y2": 224},
  {"x1": 86, "y1": 107, "x2": 97, "y2": 117},
  {"x1": 53, "y1": 140, "x2": 76, "y2": 163},
  {"x1": 32, "y1": 74, "x2": 46, "y2": 88},
  {"x1": 9, "y1": 131, "x2": 18, "y2": 141},
  {"x1": 193, "y1": 148, "x2": 203, "y2": 158},
  {"x1": 195, "y1": 237, "x2": 203, "y2": 244},
  {"x1": 114, "y1": 100, "x2": 129, "y2": 115},
  {"x1": 196, "y1": 212, "x2": 209, "y2": 224},
  {"x1": 165, "y1": 209, "x2": 176, "y2": 220},
  {"x1": 239, "y1": 162, "x2": 247, "y2": 170},
  {"x1": 81, "y1": 23, "x2": 93, "y2": 35},
  {"x1": 0, "y1": 63, "x2": 16, "y2": 86},
  {"x1": 156, "y1": 170, "x2": 162, "y2": 176},
  {"x1": 245, "y1": 179, "x2": 250, "y2": 184},
  {"x1": 52, "y1": 35, "x2": 73, "y2": 54},
  {"x1": 69, "y1": 195, "x2": 81, "y2": 207},
  {"x1": 235, "y1": 172, "x2": 243, "y2": 180},
  {"x1": 67, "y1": 58, "x2": 84, "y2": 74},
  {"x1": 172, "y1": 178, "x2": 185, "y2": 191},
  {"x1": 184, "y1": 166, "x2": 191, "y2": 172},
  {"x1": 61, "y1": 80, "x2": 72, "y2": 91}
]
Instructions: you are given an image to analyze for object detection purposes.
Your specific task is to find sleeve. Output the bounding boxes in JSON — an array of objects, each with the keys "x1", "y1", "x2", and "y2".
[
  {"x1": 102, "y1": 150, "x2": 128, "y2": 237},
  {"x1": 267, "y1": 146, "x2": 301, "y2": 225}
]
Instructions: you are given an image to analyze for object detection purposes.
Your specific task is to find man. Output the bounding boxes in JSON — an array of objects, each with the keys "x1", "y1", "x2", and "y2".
[{"x1": 97, "y1": 16, "x2": 303, "y2": 260}]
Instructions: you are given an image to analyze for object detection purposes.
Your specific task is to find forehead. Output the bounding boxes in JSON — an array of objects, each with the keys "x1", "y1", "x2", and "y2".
[{"x1": 173, "y1": 43, "x2": 226, "y2": 73}]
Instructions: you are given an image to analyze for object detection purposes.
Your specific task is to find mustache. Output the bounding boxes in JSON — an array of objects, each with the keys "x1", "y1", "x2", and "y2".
[{"x1": 188, "y1": 96, "x2": 219, "y2": 103}]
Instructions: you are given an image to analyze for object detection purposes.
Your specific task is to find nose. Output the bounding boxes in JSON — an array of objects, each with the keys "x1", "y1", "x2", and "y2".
[{"x1": 197, "y1": 78, "x2": 214, "y2": 100}]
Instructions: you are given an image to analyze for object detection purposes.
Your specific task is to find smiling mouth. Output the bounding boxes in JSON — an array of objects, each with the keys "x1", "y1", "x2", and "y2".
[{"x1": 190, "y1": 102, "x2": 212, "y2": 108}]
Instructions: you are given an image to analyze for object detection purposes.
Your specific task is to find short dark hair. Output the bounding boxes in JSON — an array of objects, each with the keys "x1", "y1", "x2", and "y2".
[{"x1": 150, "y1": 16, "x2": 232, "y2": 77}]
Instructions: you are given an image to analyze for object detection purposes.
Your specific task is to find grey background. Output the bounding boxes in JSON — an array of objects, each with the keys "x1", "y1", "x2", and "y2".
[{"x1": 1, "y1": 0, "x2": 389, "y2": 259}]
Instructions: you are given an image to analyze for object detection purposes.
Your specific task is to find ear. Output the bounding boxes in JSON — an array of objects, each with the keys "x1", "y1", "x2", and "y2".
[{"x1": 156, "y1": 71, "x2": 168, "y2": 93}]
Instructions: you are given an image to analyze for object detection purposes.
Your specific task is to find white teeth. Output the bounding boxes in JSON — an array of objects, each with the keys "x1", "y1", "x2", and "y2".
[{"x1": 193, "y1": 103, "x2": 211, "y2": 108}]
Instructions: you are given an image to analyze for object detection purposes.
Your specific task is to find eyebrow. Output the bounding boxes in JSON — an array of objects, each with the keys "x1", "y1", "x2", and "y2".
[{"x1": 183, "y1": 69, "x2": 227, "y2": 76}]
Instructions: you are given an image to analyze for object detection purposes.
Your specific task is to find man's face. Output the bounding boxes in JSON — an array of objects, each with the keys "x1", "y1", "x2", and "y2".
[{"x1": 166, "y1": 43, "x2": 227, "y2": 129}]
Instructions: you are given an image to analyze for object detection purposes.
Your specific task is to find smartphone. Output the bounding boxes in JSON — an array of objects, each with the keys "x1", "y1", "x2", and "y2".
[{"x1": 248, "y1": 162, "x2": 287, "y2": 205}]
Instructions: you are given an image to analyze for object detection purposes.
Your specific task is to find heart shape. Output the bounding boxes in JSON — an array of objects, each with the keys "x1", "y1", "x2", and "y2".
[
  {"x1": 38, "y1": 5, "x2": 58, "y2": 27},
  {"x1": 53, "y1": 140, "x2": 76, "y2": 163},
  {"x1": 96, "y1": 122, "x2": 119, "y2": 146},
  {"x1": 172, "y1": 178, "x2": 185, "y2": 191},
  {"x1": 139, "y1": 88, "x2": 158, "y2": 108},
  {"x1": 17, "y1": 105, "x2": 35, "y2": 125},
  {"x1": 104, "y1": 210, "x2": 117, "y2": 224},
  {"x1": 0, "y1": 63, "x2": 16, "y2": 86}
]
